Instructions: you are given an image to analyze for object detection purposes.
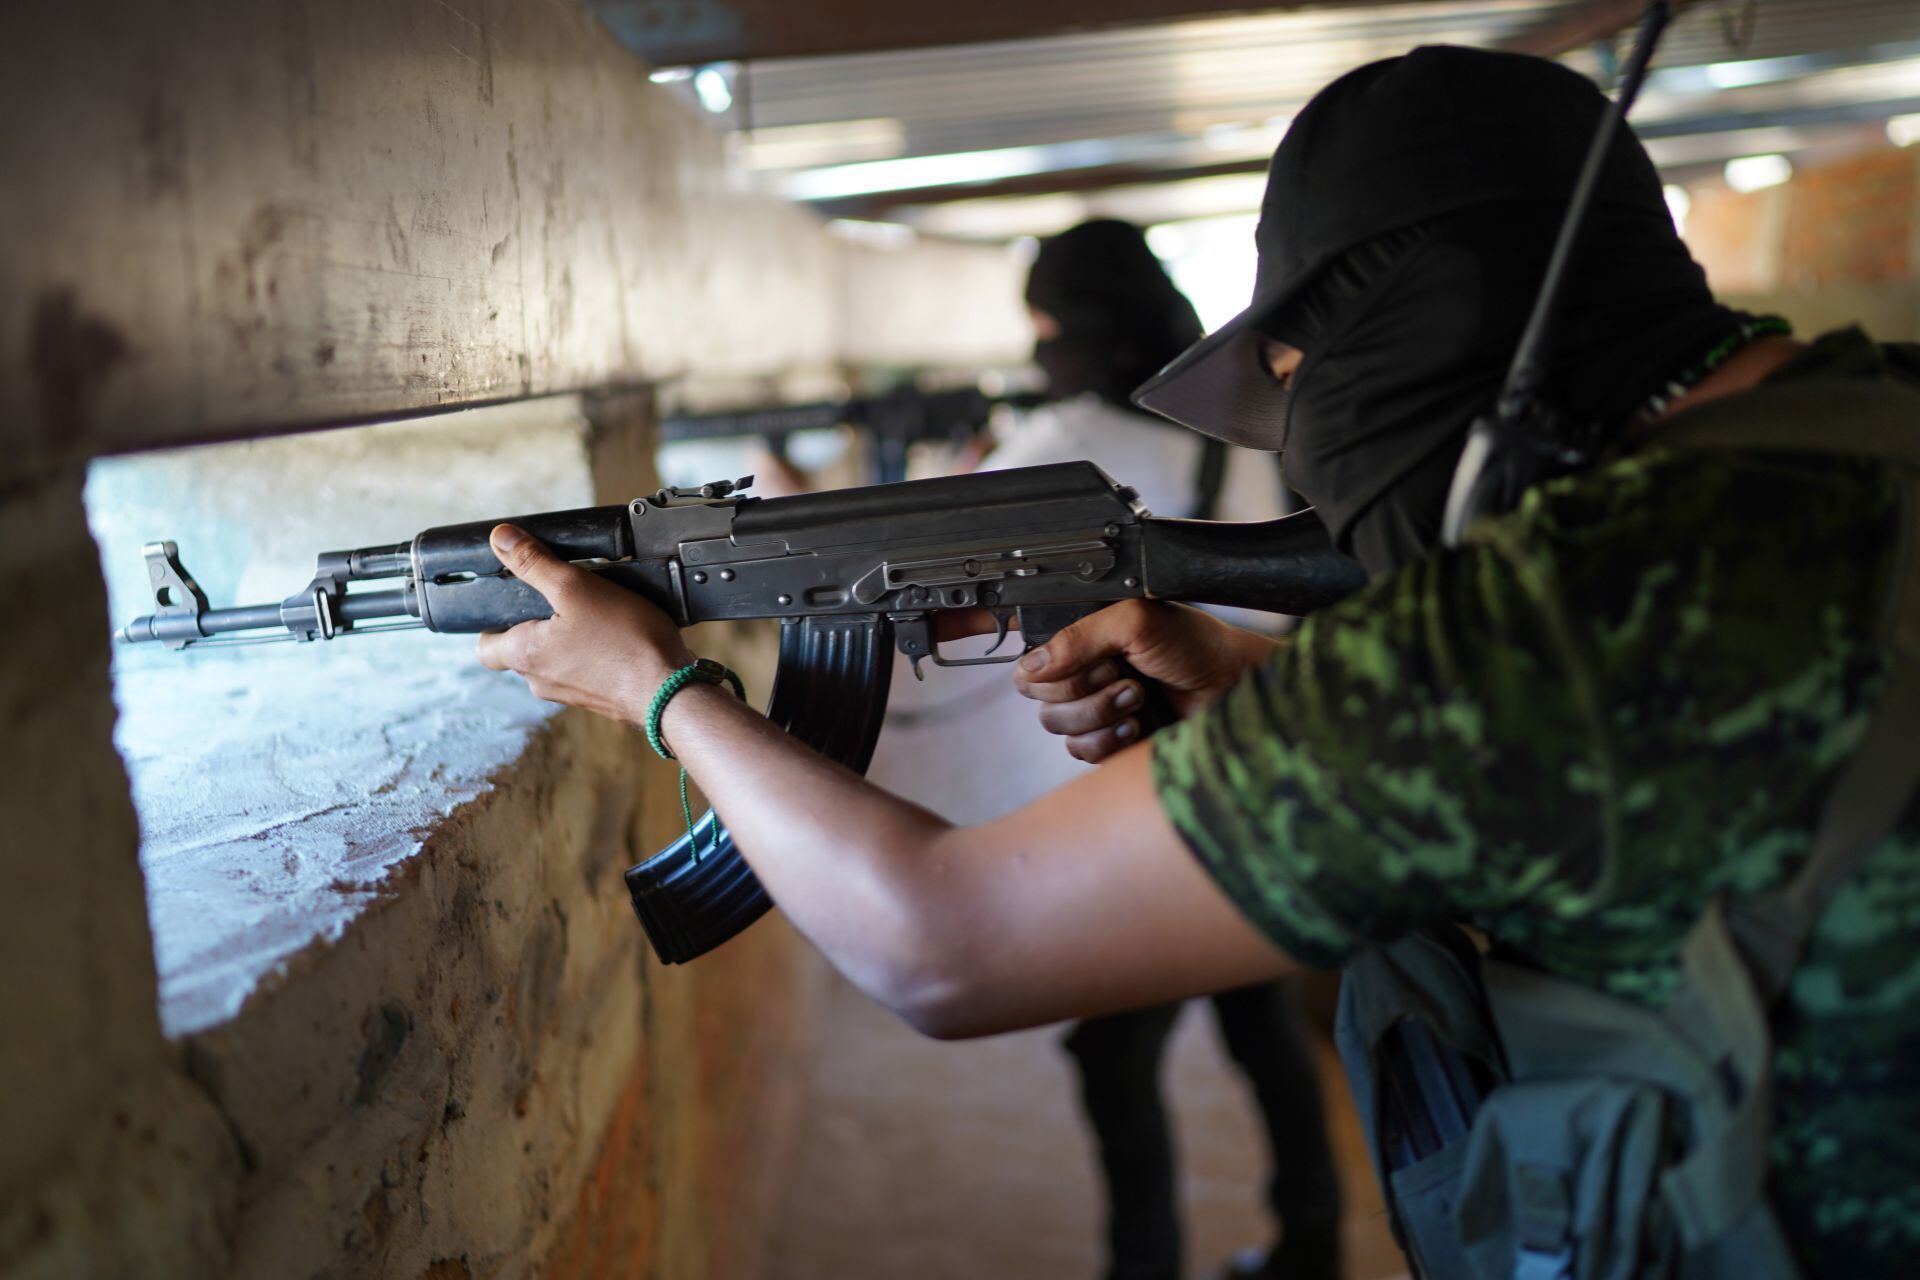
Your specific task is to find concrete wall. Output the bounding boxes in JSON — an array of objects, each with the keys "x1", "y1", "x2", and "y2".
[
  {"x1": 0, "y1": 473, "x2": 238, "y2": 1278},
  {"x1": 3, "y1": 390, "x2": 817, "y2": 1279},
  {"x1": 0, "y1": 0, "x2": 835, "y2": 470},
  {"x1": 837, "y1": 235, "x2": 1033, "y2": 371},
  {"x1": 1681, "y1": 143, "x2": 1920, "y2": 341},
  {"x1": 0, "y1": 0, "x2": 1023, "y2": 1276},
  {"x1": 1, "y1": 0, "x2": 1029, "y2": 473}
]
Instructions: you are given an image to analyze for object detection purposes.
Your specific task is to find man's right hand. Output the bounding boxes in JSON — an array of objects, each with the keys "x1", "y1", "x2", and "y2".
[{"x1": 1013, "y1": 601, "x2": 1280, "y2": 763}]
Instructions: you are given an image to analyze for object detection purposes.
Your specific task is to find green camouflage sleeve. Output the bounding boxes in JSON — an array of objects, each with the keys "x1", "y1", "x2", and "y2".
[
  {"x1": 1150, "y1": 530, "x2": 1613, "y2": 969},
  {"x1": 1150, "y1": 433, "x2": 1906, "y2": 978},
  {"x1": 1148, "y1": 352, "x2": 1920, "y2": 1275}
]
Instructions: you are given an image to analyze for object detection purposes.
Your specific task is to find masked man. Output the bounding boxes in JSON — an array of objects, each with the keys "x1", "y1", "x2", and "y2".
[{"x1": 478, "y1": 47, "x2": 1920, "y2": 1278}]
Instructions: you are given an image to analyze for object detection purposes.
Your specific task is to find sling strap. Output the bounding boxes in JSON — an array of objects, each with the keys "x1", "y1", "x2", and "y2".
[
  {"x1": 1649, "y1": 380, "x2": 1920, "y2": 471},
  {"x1": 1189, "y1": 437, "x2": 1229, "y2": 520}
]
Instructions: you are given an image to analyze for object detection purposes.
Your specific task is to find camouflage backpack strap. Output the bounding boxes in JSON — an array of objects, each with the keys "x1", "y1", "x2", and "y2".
[
  {"x1": 1650, "y1": 376, "x2": 1920, "y2": 469},
  {"x1": 1648, "y1": 370, "x2": 1920, "y2": 1258},
  {"x1": 1658, "y1": 370, "x2": 1920, "y2": 989}
]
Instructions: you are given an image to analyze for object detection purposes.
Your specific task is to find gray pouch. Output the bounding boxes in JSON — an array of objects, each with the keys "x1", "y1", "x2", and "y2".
[{"x1": 1454, "y1": 1077, "x2": 1677, "y2": 1280}]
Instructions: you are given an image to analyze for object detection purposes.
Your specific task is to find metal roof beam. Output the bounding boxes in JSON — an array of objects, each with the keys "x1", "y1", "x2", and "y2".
[
  {"x1": 590, "y1": 0, "x2": 1476, "y2": 67},
  {"x1": 822, "y1": 92, "x2": 1920, "y2": 221},
  {"x1": 1496, "y1": 0, "x2": 1713, "y2": 57},
  {"x1": 818, "y1": 157, "x2": 1272, "y2": 218}
]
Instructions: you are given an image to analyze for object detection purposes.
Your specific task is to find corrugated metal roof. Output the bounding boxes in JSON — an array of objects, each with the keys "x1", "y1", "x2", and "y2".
[
  {"x1": 735, "y1": 2, "x2": 1599, "y2": 155},
  {"x1": 646, "y1": 0, "x2": 1920, "y2": 233}
]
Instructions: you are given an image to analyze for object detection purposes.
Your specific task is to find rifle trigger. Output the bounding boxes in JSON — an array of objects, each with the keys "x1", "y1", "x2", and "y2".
[{"x1": 983, "y1": 606, "x2": 1014, "y2": 657}]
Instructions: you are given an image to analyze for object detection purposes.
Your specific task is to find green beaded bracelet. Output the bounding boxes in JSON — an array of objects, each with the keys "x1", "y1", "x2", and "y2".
[{"x1": 644, "y1": 658, "x2": 745, "y2": 860}]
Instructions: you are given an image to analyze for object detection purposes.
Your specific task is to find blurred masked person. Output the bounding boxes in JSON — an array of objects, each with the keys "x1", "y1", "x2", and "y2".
[{"x1": 868, "y1": 220, "x2": 1341, "y2": 1280}]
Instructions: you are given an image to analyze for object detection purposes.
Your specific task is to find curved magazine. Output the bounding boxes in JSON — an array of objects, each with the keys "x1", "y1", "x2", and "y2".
[{"x1": 625, "y1": 615, "x2": 895, "y2": 964}]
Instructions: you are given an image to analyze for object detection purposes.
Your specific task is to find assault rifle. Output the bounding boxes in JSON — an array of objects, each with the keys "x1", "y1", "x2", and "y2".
[
  {"x1": 661, "y1": 386, "x2": 1043, "y2": 484},
  {"x1": 116, "y1": 462, "x2": 1365, "y2": 964}
]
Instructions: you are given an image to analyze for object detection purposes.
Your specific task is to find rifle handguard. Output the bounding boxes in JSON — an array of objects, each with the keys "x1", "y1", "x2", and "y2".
[{"x1": 624, "y1": 614, "x2": 895, "y2": 964}]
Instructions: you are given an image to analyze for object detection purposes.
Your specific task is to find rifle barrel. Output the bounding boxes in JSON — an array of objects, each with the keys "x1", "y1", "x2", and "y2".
[
  {"x1": 349, "y1": 544, "x2": 413, "y2": 578},
  {"x1": 121, "y1": 586, "x2": 417, "y2": 645}
]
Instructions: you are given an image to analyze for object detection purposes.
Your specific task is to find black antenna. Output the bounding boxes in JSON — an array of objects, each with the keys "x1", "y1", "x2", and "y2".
[
  {"x1": 1498, "y1": 0, "x2": 1674, "y2": 421},
  {"x1": 1441, "y1": 1, "x2": 1678, "y2": 546}
]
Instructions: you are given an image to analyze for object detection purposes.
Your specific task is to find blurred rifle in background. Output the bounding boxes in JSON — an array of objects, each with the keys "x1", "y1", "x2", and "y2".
[{"x1": 659, "y1": 386, "x2": 1045, "y2": 484}]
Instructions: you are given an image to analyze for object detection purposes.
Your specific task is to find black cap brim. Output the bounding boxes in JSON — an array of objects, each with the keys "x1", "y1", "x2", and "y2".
[
  {"x1": 1135, "y1": 46, "x2": 1645, "y2": 451},
  {"x1": 1130, "y1": 276, "x2": 1302, "y2": 450}
]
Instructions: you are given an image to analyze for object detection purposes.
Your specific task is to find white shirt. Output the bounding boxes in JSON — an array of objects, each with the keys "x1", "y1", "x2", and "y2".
[
  {"x1": 982, "y1": 394, "x2": 1286, "y2": 523},
  {"x1": 865, "y1": 395, "x2": 1287, "y2": 822}
]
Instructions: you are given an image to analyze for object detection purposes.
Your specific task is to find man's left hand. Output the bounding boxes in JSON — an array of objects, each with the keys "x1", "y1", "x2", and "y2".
[{"x1": 475, "y1": 524, "x2": 695, "y2": 722}]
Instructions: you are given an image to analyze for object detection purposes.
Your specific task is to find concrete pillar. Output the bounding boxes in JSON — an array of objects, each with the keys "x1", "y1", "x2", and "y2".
[{"x1": 0, "y1": 465, "x2": 242, "y2": 1275}]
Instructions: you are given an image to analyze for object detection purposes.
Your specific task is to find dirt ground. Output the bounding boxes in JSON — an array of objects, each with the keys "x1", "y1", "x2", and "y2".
[{"x1": 768, "y1": 972, "x2": 1408, "y2": 1280}]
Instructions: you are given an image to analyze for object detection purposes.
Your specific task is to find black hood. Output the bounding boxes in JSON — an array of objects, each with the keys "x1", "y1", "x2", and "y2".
[
  {"x1": 1132, "y1": 45, "x2": 1699, "y2": 445},
  {"x1": 1280, "y1": 199, "x2": 1747, "y2": 575},
  {"x1": 1025, "y1": 218, "x2": 1203, "y2": 409},
  {"x1": 1130, "y1": 46, "x2": 1748, "y2": 575}
]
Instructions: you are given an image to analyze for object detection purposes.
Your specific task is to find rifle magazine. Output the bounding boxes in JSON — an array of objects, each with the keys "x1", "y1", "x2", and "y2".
[{"x1": 625, "y1": 613, "x2": 896, "y2": 964}]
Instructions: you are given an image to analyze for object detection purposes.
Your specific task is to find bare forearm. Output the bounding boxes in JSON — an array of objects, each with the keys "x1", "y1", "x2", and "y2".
[
  {"x1": 473, "y1": 531, "x2": 1293, "y2": 1038},
  {"x1": 654, "y1": 683, "x2": 1290, "y2": 1038}
]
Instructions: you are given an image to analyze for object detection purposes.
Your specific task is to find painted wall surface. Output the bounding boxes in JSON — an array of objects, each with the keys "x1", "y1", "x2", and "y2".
[
  {"x1": 0, "y1": 475, "x2": 243, "y2": 1278},
  {"x1": 837, "y1": 236, "x2": 1035, "y2": 371}
]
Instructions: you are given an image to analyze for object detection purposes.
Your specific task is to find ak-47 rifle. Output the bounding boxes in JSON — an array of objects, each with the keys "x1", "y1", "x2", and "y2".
[
  {"x1": 116, "y1": 462, "x2": 1365, "y2": 965},
  {"x1": 660, "y1": 386, "x2": 1043, "y2": 484}
]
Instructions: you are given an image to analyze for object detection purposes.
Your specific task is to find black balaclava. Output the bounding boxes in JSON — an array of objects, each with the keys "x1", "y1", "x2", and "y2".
[
  {"x1": 1025, "y1": 219, "x2": 1203, "y2": 409},
  {"x1": 1131, "y1": 47, "x2": 1755, "y2": 578},
  {"x1": 1276, "y1": 200, "x2": 1749, "y2": 577}
]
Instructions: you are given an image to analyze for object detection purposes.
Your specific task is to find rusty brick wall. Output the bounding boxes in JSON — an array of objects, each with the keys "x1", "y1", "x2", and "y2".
[
  {"x1": 1779, "y1": 147, "x2": 1918, "y2": 291},
  {"x1": 1682, "y1": 142, "x2": 1920, "y2": 339},
  {"x1": 1685, "y1": 179, "x2": 1785, "y2": 296}
]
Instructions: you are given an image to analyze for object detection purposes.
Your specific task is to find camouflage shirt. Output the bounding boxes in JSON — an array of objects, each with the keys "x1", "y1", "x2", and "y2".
[{"x1": 1151, "y1": 329, "x2": 1920, "y2": 1276}]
